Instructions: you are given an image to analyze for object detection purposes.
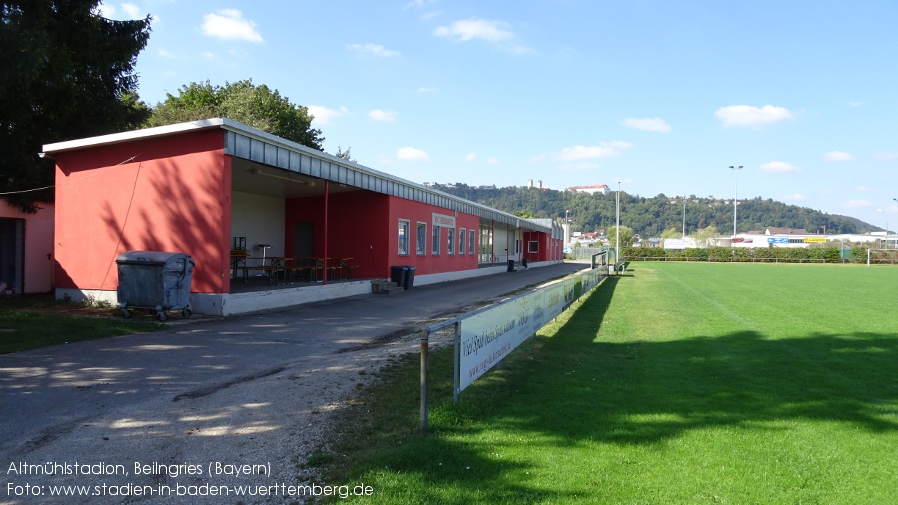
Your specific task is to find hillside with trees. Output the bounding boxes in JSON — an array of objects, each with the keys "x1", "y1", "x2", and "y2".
[{"x1": 430, "y1": 183, "x2": 877, "y2": 237}]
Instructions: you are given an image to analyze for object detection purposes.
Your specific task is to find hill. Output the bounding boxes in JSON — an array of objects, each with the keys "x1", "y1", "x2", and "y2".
[{"x1": 430, "y1": 183, "x2": 877, "y2": 237}]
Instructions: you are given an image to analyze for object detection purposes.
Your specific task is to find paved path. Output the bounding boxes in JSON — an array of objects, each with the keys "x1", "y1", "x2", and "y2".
[{"x1": 0, "y1": 262, "x2": 587, "y2": 504}]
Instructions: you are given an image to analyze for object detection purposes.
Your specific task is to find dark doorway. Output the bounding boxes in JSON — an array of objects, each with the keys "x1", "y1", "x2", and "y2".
[
  {"x1": 0, "y1": 218, "x2": 24, "y2": 294},
  {"x1": 293, "y1": 222, "x2": 315, "y2": 261}
]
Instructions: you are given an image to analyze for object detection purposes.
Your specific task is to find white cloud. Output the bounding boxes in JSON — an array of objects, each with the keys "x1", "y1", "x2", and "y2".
[
  {"x1": 855, "y1": 186, "x2": 875, "y2": 192},
  {"x1": 96, "y1": 2, "x2": 115, "y2": 17},
  {"x1": 622, "y1": 117, "x2": 671, "y2": 133},
  {"x1": 557, "y1": 141, "x2": 632, "y2": 161},
  {"x1": 308, "y1": 105, "x2": 347, "y2": 125},
  {"x1": 397, "y1": 147, "x2": 430, "y2": 161},
  {"x1": 714, "y1": 105, "x2": 792, "y2": 128},
  {"x1": 434, "y1": 18, "x2": 512, "y2": 42},
  {"x1": 841, "y1": 199, "x2": 872, "y2": 209},
  {"x1": 823, "y1": 151, "x2": 854, "y2": 162},
  {"x1": 158, "y1": 49, "x2": 177, "y2": 59},
  {"x1": 404, "y1": 0, "x2": 436, "y2": 8},
  {"x1": 847, "y1": 101, "x2": 863, "y2": 107},
  {"x1": 759, "y1": 161, "x2": 799, "y2": 173},
  {"x1": 202, "y1": 9, "x2": 263, "y2": 43},
  {"x1": 346, "y1": 43, "x2": 400, "y2": 58},
  {"x1": 368, "y1": 109, "x2": 398, "y2": 122},
  {"x1": 874, "y1": 151, "x2": 898, "y2": 161},
  {"x1": 465, "y1": 153, "x2": 476, "y2": 162},
  {"x1": 434, "y1": 18, "x2": 532, "y2": 54},
  {"x1": 121, "y1": 3, "x2": 142, "y2": 19},
  {"x1": 417, "y1": 86, "x2": 439, "y2": 94},
  {"x1": 783, "y1": 194, "x2": 807, "y2": 202},
  {"x1": 486, "y1": 157, "x2": 498, "y2": 164}
]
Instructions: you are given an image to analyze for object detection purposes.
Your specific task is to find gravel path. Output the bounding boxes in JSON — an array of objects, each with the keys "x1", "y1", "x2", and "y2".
[{"x1": 0, "y1": 263, "x2": 585, "y2": 504}]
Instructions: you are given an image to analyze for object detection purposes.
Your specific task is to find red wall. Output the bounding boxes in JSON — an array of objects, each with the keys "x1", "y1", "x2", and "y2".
[
  {"x1": 285, "y1": 190, "x2": 390, "y2": 279},
  {"x1": 54, "y1": 130, "x2": 230, "y2": 293},
  {"x1": 284, "y1": 192, "x2": 480, "y2": 279},
  {"x1": 388, "y1": 196, "x2": 479, "y2": 275}
]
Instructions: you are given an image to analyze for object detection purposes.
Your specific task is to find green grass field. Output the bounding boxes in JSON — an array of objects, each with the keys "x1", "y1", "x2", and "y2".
[{"x1": 324, "y1": 263, "x2": 898, "y2": 504}]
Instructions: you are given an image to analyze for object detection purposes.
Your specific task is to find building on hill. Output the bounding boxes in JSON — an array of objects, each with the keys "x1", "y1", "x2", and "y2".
[{"x1": 566, "y1": 184, "x2": 609, "y2": 195}]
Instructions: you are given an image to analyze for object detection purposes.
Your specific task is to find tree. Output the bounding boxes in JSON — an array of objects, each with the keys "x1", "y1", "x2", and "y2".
[
  {"x1": 147, "y1": 80, "x2": 324, "y2": 150},
  {"x1": 335, "y1": 145, "x2": 356, "y2": 163},
  {"x1": 1, "y1": 1, "x2": 152, "y2": 211},
  {"x1": 660, "y1": 227, "x2": 681, "y2": 247},
  {"x1": 694, "y1": 225, "x2": 720, "y2": 248},
  {"x1": 606, "y1": 225, "x2": 635, "y2": 247}
]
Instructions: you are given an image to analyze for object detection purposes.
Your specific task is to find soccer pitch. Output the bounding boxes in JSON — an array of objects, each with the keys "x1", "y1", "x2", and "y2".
[{"x1": 330, "y1": 263, "x2": 898, "y2": 504}]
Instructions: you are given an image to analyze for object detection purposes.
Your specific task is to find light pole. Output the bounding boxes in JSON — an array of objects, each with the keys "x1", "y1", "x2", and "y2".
[
  {"x1": 616, "y1": 181, "x2": 621, "y2": 266},
  {"x1": 681, "y1": 197, "x2": 686, "y2": 238},
  {"x1": 729, "y1": 165, "x2": 742, "y2": 236},
  {"x1": 893, "y1": 198, "x2": 898, "y2": 248}
]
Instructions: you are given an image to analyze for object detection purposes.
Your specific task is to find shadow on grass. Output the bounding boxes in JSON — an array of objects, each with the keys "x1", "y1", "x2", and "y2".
[{"x1": 335, "y1": 275, "x2": 898, "y2": 502}]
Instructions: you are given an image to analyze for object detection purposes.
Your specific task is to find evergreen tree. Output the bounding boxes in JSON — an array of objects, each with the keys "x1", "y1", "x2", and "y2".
[{"x1": 1, "y1": 0, "x2": 151, "y2": 211}]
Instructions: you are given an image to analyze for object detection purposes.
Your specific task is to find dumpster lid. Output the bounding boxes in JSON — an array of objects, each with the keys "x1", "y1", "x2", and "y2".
[{"x1": 116, "y1": 250, "x2": 193, "y2": 265}]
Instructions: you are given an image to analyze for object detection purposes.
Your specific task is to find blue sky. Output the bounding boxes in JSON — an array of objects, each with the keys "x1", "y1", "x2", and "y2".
[{"x1": 99, "y1": 0, "x2": 897, "y2": 229}]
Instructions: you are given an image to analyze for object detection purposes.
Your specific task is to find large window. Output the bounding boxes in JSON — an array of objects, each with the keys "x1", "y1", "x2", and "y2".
[
  {"x1": 398, "y1": 219, "x2": 410, "y2": 255},
  {"x1": 528, "y1": 240, "x2": 539, "y2": 253},
  {"x1": 447, "y1": 228, "x2": 455, "y2": 255},
  {"x1": 459, "y1": 228, "x2": 466, "y2": 255},
  {"x1": 469, "y1": 229, "x2": 476, "y2": 256},
  {"x1": 432, "y1": 225, "x2": 441, "y2": 255},
  {"x1": 416, "y1": 222, "x2": 426, "y2": 255}
]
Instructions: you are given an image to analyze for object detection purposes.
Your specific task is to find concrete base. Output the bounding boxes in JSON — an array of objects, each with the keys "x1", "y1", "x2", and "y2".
[{"x1": 55, "y1": 260, "x2": 565, "y2": 317}]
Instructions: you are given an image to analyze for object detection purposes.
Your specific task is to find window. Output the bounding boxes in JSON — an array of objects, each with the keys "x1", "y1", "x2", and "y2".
[
  {"x1": 529, "y1": 240, "x2": 539, "y2": 253},
  {"x1": 432, "y1": 225, "x2": 441, "y2": 255},
  {"x1": 459, "y1": 228, "x2": 466, "y2": 255},
  {"x1": 447, "y1": 228, "x2": 455, "y2": 255},
  {"x1": 398, "y1": 219, "x2": 410, "y2": 255},
  {"x1": 469, "y1": 229, "x2": 476, "y2": 255},
  {"x1": 416, "y1": 222, "x2": 427, "y2": 255}
]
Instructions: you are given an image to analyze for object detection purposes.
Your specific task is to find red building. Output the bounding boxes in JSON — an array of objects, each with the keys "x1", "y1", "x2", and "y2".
[{"x1": 42, "y1": 119, "x2": 563, "y2": 315}]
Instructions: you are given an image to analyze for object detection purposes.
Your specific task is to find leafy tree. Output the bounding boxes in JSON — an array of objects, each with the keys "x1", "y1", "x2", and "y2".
[
  {"x1": 606, "y1": 225, "x2": 635, "y2": 247},
  {"x1": 1, "y1": 1, "x2": 151, "y2": 211},
  {"x1": 693, "y1": 225, "x2": 720, "y2": 248},
  {"x1": 147, "y1": 80, "x2": 324, "y2": 150},
  {"x1": 660, "y1": 227, "x2": 681, "y2": 247},
  {"x1": 335, "y1": 145, "x2": 356, "y2": 163}
]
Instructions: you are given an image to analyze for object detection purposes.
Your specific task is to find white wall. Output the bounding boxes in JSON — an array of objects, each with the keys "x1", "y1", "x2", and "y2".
[{"x1": 231, "y1": 191, "x2": 285, "y2": 264}]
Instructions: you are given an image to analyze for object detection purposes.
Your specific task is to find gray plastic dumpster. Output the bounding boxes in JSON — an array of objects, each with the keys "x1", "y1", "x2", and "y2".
[{"x1": 116, "y1": 251, "x2": 195, "y2": 321}]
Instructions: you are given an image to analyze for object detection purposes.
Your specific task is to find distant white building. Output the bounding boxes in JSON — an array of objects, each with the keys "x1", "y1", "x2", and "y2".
[{"x1": 566, "y1": 184, "x2": 609, "y2": 195}]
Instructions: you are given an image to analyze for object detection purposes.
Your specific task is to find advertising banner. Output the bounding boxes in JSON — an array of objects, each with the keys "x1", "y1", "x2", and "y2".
[{"x1": 457, "y1": 270, "x2": 601, "y2": 392}]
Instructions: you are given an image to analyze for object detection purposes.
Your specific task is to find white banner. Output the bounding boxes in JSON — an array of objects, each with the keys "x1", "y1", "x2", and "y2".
[{"x1": 457, "y1": 270, "x2": 602, "y2": 391}]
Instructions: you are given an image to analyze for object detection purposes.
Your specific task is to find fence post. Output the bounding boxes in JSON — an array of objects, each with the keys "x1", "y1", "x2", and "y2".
[
  {"x1": 420, "y1": 330, "x2": 429, "y2": 433},
  {"x1": 453, "y1": 322, "x2": 460, "y2": 403}
]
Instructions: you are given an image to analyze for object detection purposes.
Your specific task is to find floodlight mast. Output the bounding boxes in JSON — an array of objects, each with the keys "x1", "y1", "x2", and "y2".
[
  {"x1": 894, "y1": 198, "x2": 898, "y2": 248},
  {"x1": 729, "y1": 165, "x2": 743, "y2": 236},
  {"x1": 616, "y1": 181, "x2": 621, "y2": 266}
]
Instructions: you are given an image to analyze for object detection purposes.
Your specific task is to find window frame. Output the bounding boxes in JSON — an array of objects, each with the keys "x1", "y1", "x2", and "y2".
[
  {"x1": 416, "y1": 222, "x2": 427, "y2": 256},
  {"x1": 432, "y1": 225, "x2": 441, "y2": 255},
  {"x1": 398, "y1": 219, "x2": 410, "y2": 256},
  {"x1": 459, "y1": 227, "x2": 466, "y2": 255}
]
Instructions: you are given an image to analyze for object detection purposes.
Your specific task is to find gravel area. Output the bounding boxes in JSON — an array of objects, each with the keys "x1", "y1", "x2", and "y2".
[{"x1": 1, "y1": 263, "x2": 585, "y2": 505}]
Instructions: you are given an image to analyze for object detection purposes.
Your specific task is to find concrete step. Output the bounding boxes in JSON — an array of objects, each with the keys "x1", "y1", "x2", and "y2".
[{"x1": 371, "y1": 280, "x2": 403, "y2": 294}]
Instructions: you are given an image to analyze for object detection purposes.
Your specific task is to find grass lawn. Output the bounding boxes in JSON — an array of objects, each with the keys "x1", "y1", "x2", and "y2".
[
  {"x1": 0, "y1": 294, "x2": 163, "y2": 354},
  {"x1": 322, "y1": 263, "x2": 898, "y2": 504}
]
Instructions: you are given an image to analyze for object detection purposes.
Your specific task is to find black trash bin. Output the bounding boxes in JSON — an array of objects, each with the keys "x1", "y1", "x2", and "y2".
[
  {"x1": 403, "y1": 266, "x2": 416, "y2": 290},
  {"x1": 116, "y1": 251, "x2": 195, "y2": 321},
  {"x1": 507, "y1": 259, "x2": 515, "y2": 272},
  {"x1": 391, "y1": 265, "x2": 408, "y2": 288}
]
